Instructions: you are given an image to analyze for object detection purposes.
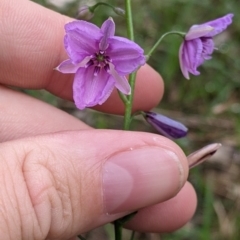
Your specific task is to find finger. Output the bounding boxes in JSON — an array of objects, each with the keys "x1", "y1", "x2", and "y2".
[
  {"x1": 125, "y1": 182, "x2": 197, "y2": 232},
  {"x1": 0, "y1": 86, "x2": 90, "y2": 142},
  {"x1": 0, "y1": 130, "x2": 188, "y2": 239},
  {"x1": 0, "y1": 0, "x2": 163, "y2": 113}
]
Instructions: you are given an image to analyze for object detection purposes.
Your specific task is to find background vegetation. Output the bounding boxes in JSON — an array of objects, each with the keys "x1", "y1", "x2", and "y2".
[{"x1": 31, "y1": 0, "x2": 240, "y2": 239}]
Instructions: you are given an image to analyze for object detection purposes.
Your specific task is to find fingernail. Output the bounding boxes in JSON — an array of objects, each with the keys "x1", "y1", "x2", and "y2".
[
  {"x1": 102, "y1": 147, "x2": 184, "y2": 214},
  {"x1": 187, "y1": 143, "x2": 222, "y2": 169}
]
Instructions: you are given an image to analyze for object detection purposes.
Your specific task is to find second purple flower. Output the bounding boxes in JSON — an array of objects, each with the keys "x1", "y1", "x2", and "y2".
[
  {"x1": 179, "y1": 13, "x2": 233, "y2": 79},
  {"x1": 56, "y1": 18, "x2": 146, "y2": 110}
]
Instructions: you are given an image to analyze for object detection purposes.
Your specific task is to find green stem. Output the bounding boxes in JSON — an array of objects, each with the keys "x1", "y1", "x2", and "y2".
[
  {"x1": 123, "y1": 72, "x2": 136, "y2": 130},
  {"x1": 122, "y1": 0, "x2": 136, "y2": 131},
  {"x1": 125, "y1": 0, "x2": 134, "y2": 41},
  {"x1": 89, "y1": 2, "x2": 114, "y2": 12},
  {"x1": 78, "y1": 235, "x2": 86, "y2": 240},
  {"x1": 118, "y1": 90, "x2": 129, "y2": 105},
  {"x1": 146, "y1": 31, "x2": 185, "y2": 60},
  {"x1": 89, "y1": 2, "x2": 125, "y2": 16},
  {"x1": 114, "y1": 221, "x2": 122, "y2": 240},
  {"x1": 130, "y1": 231, "x2": 135, "y2": 240},
  {"x1": 114, "y1": 2, "x2": 135, "y2": 240}
]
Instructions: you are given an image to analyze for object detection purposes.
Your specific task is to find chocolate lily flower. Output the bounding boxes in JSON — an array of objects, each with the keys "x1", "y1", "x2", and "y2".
[
  {"x1": 179, "y1": 13, "x2": 233, "y2": 79},
  {"x1": 56, "y1": 18, "x2": 145, "y2": 109}
]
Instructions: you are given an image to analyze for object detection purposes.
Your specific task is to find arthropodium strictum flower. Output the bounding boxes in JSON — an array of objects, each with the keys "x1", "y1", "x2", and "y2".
[
  {"x1": 179, "y1": 13, "x2": 233, "y2": 79},
  {"x1": 144, "y1": 112, "x2": 188, "y2": 139},
  {"x1": 56, "y1": 18, "x2": 145, "y2": 110}
]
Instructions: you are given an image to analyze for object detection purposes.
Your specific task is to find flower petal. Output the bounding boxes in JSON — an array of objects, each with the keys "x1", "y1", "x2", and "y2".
[
  {"x1": 179, "y1": 42, "x2": 190, "y2": 79},
  {"x1": 109, "y1": 63, "x2": 131, "y2": 95},
  {"x1": 196, "y1": 13, "x2": 234, "y2": 37},
  {"x1": 145, "y1": 112, "x2": 188, "y2": 139},
  {"x1": 185, "y1": 38, "x2": 203, "y2": 75},
  {"x1": 73, "y1": 67, "x2": 115, "y2": 109},
  {"x1": 55, "y1": 59, "x2": 79, "y2": 73},
  {"x1": 64, "y1": 21, "x2": 102, "y2": 63},
  {"x1": 99, "y1": 18, "x2": 115, "y2": 51},
  {"x1": 65, "y1": 20, "x2": 101, "y2": 39},
  {"x1": 55, "y1": 56, "x2": 93, "y2": 73},
  {"x1": 108, "y1": 36, "x2": 145, "y2": 75},
  {"x1": 185, "y1": 25, "x2": 214, "y2": 40}
]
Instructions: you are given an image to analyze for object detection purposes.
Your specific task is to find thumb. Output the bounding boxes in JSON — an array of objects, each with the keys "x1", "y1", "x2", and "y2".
[{"x1": 0, "y1": 130, "x2": 188, "y2": 239}]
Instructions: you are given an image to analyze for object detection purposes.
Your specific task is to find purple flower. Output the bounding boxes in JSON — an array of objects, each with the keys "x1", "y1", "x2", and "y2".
[
  {"x1": 56, "y1": 18, "x2": 145, "y2": 110},
  {"x1": 144, "y1": 112, "x2": 188, "y2": 139},
  {"x1": 179, "y1": 13, "x2": 233, "y2": 79}
]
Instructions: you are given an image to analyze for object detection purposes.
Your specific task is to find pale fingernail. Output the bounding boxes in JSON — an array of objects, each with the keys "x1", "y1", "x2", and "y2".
[
  {"x1": 102, "y1": 147, "x2": 184, "y2": 214},
  {"x1": 187, "y1": 143, "x2": 222, "y2": 169}
]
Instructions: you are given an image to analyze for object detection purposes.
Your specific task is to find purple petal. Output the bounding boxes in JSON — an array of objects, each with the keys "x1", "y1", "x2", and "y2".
[
  {"x1": 185, "y1": 25, "x2": 214, "y2": 40},
  {"x1": 108, "y1": 36, "x2": 146, "y2": 75},
  {"x1": 184, "y1": 39, "x2": 203, "y2": 75},
  {"x1": 179, "y1": 42, "x2": 190, "y2": 79},
  {"x1": 145, "y1": 112, "x2": 188, "y2": 139},
  {"x1": 55, "y1": 59, "x2": 79, "y2": 73},
  {"x1": 55, "y1": 57, "x2": 91, "y2": 73},
  {"x1": 197, "y1": 38, "x2": 214, "y2": 67},
  {"x1": 73, "y1": 67, "x2": 115, "y2": 109},
  {"x1": 99, "y1": 18, "x2": 115, "y2": 51},
  {"x1": 109, "y1": 63, "x2": 131, "y2": 95},
  {"x1": 64, "y1": 21, "x2": 102, "y2": 63},
  {"x1": 195, "y1": 13, "x2": 234, "y2": 37},
  {"x1": 65, "y1": 20, "x2": 101, "y2": 38}
]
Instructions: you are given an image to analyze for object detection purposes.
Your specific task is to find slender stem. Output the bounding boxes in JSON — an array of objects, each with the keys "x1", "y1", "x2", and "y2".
[
  {"x1": 123, "y1": 72, "x2": 136, "y2": 130},
  {"x1": 146, "y1": 31, "x2": 185, "y2": 60},
  {"x1": 118, "y1": 90, "x2": 129, "y2": 105},
  {"x1": 130, "y1": 231, "x2": 135, "y2": 240},
  {"x1": 89, "y1": 2, "x2": 115, "y2": 12},
  {"x1": 123, "y1": 0, "x2": 136, "y2": 130},
  {"x1": 114, "y1": 2, "x2": 135, "y2": 239},
  {"x1": 88, "y1": 2, "x2": 125, "y2": 17},
  {"x1": 78, "y1": 235, "x2": 86, "y2": 240},
  {"x1": 125, "y1": 0, "x2": 134, "y2": 41},
  {"x1": 114, "y1": 221, "x2": 122, "y2": 240}
]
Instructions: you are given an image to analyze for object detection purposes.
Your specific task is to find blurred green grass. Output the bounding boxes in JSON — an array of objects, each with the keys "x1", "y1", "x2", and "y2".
[{"x1": 31, "y1": 1, "x2": 240, "y2": 239}]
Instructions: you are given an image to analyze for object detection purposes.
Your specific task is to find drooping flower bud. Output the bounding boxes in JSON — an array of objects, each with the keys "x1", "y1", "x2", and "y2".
[
  {"x1": 144, "y1": 111, "x2": 188, "y2": 139},
  {"x1": 77, "y1": 5, "x2": 94, "y2": 20},
  {"x1": 113, "y1": 7, "x2": 125, "y2": 16}
]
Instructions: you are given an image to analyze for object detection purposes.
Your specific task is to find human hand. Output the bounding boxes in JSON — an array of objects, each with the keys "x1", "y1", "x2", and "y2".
[{"x1": 0, "y1": 0, "x2": 197, "y2": 239}]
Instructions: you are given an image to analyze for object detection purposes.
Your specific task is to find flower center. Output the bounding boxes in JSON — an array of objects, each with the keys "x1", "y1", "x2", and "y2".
[{"x1": 86, "y1": 51, "x2": 111, "y2": 76}]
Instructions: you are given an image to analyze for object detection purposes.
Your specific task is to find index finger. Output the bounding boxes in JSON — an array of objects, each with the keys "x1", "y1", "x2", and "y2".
[{"x1": 0, "y1": 0, "x2": 163, "y2": 114}]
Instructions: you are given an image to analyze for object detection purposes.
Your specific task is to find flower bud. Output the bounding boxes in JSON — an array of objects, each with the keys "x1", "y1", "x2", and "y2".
[
  {"x1": 113, "y1": 7, "x2": 125, "y2": 16},
  {"x1": 144, "y1": 111, "x2": 188, "y2": 139},
  {"x1": 77, "y1": 5, "x2": 94, "y2": 20}
]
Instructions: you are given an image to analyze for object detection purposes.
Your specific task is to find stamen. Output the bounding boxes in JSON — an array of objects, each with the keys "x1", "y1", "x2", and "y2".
[
  {"x1": 94, "y1": 66, "x2": 101, "y2": 76},
  {"x1": 104, "y1": 64, "x2": 110, "y2": 72},
  {"x1": 85, "y1": 59, "x2": 94, "y2": 68}
]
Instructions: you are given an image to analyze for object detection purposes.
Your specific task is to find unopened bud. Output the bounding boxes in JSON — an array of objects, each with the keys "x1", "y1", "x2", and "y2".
[
  {"x1": 144, "y1": 111, "x2": 188, "y2": 139},
  {"x1": 113, "y1": 7, "x2": 125, "y2": 16},
  {"x1": 77, "y1": 5, "x2": 94, "y2": 20}
]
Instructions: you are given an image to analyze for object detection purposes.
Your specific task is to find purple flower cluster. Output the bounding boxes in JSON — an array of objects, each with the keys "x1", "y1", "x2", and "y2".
[
  {"x1": 179, "y1": 14, "x2": 233, "y2": 79},
  {"x1": 56, "y1": 18, "x2": 145, "y2": 110}
]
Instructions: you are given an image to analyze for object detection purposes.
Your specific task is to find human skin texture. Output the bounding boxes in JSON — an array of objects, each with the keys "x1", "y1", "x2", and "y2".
[{"x1": 0, "y1": 0, "x2": 197, "y2": 239}]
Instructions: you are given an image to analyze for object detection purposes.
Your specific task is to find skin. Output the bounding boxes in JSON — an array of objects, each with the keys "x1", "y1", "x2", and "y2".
[{"x1": 0, "y1": 0, "x2": 197, "y2": 239}]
